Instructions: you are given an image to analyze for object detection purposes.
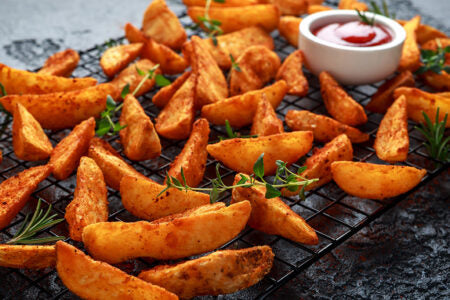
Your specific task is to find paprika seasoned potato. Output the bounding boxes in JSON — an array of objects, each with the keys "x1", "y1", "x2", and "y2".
[
  {"x1": 183, "y1": 0, "x2": 259, "y2": 6},
  {"x1": 307, "y1": 5, "x2": 332, "y2": 14},
  {"x1": 139, "y1": 246, "x2": 274, "y2": 299},
  {"x1": 124, "y1": 22, "x2": 151, "y2": 43},
  {"x1": 100, "y1": 43, "x2": 144, "y2": 77},
  {"x1": 419, "y1": 38, "x2": 450, "y2": 91},
  {"x1": 142, "y1": 38, "x2": 189, "y2": 75},
  {"x1": 398, "y1": 16, "x2": 421, "y2": 72},
  {"x1": 397, "y1": 20, "x2": 447, "y2": 45},
  {"x1": 338, "y1": 0, "x2": 367, "y2": 10},
  {"x1": 276, "y1": 49, "x2": 308, "y2": 96},
  {"x1": 152, "y1": 71, "x2": 191, "y2": 108},
  {"x1": 120, "y1": 176, "x2": 210, "y2": 221},
  {"x1": 65, "y1": 157, "x2": 108, "y2": 241},
  {"x1": 207, "y1": 131, "x2": 313, "y2": 175},
  {"x1": 12, "y1": 103, "x2": 53, "y2": 161},
  {"x1": 82, "y1": 201, "x2": 252, "y2": 263},
  {"x1": 278, "y1": 16, "x2": 301, "y2": 47},
  {"x1": 331, "y1": 162, "x2": 426, "y2": 200},
  {"x1": 0, "y1": 245, "x2": 55, "y2": 269},
  {"x1": 271, "y1": 0, "x2": 307, "y2": 15},
  {"x1": 120, "y1": 94, "x2": 161, "y2": 161},
  {"x1": 0, "y1": 164, "x2": 52, "y2": 230},
  {"x1": 250, "y1": 93, "x2": 284, "y2": 136},
  {"x1": 38, "y1": 49, "x2": 80, "y2": 77},
  {"x1": 56, "y1": 241, "x2": 178, "y2": 300}
]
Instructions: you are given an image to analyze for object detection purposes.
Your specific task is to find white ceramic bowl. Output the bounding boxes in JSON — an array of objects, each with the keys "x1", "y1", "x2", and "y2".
[{"x1": 299, "y1": 10, "x2": 406, "y2": 85}]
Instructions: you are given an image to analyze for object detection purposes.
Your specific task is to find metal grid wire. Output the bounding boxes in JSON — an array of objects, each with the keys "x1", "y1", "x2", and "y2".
[{"x1": 0, "y1": 1, "x2": 448, "y2": 299}]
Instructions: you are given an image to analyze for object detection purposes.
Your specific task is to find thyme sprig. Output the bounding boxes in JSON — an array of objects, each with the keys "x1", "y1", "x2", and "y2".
[
  {"x1": 230, "y1": 54, "x2": 241, "y2": 72},
  {"x1": 188, "y1": 0, "x2": 224, "y2": 45},
  {"x1": 218, "y1": 120, "x2": 257, "y2": 141},
  {"x1": 369, "y1": 0, "x2": 395, "y2": 19},
  {"x1": 416, "y1": 40, "x2": 450, "y2": 75},
  {"x1": 415, "y1": 108, "x2": 449, "y2": 162},
  {"x1": 356, "y1": 10, "x2": 375, "y2": 26}
]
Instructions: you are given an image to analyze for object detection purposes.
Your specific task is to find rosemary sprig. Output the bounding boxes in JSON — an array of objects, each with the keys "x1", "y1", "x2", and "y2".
[
  {"x1": 0, "y1": 82, "x2": 12, "y2": 135},
  {"x1": 188, "y1": 0, "x2": 224, "y2": 45},
  {"x1": 356, "y1": 10, "x2": 375, "y2": 26},
  {"x1": 415, "y1": 108, "x2": 449, "y2": 162},
  {"x1": 6, "y1": 199, "x2": 65, "y2": 245},
  {"x1": 230, "y1": 54, "x2": 241, "y2": 72},
  {"x1": 416, "y1": 40, "x2": 450, "y2": 75},
  {"x1": 369, "y1": 0, "x2": 395, "y2": 19},
  {"x1": 218, "y1": 120, "x2": 257, "y2": 141}
]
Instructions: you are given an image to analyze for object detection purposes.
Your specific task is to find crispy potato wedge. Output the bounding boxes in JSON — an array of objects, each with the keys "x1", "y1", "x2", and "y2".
[
  {"x1": 155, "y1": 74, "x2": 196, "y2": 139},
  {"x1": 183, "y1": 0, "x2": 259, "y2": 6},
  {"x1": 166, "y1": 119, "x2": 209, "y2": 187},
  {"x1": 12, "y1": 103, "x2": 53, "y2": 161},
  {"x1": 437, "y1": 92, "x2": 450, "y2": 98},
  {"x1": 366, "y1": 71, "x2": 415, "y2": 114},
  {"x1": 88, "y1": 138, "x2": 151, "y2": 190},
  {"x1": 420, "y1": 38, "x2": 450, "y2": 91},
  {"x1": 0, "y1": 63, "x2": 96, "y2": 95},
  {"x1": 393, "y1": 87, "x2": 450, "y2": 127},
  {"x1": 398, "y1": 16, "x2": 421, "y2": 72},
  {"x1": 338, "y1": 0, "x2": 367, "y2": 10},
  {"x1": 276, "y1": 49, "x2": 308, "y2": 96},
  {"x1": 320, "y1": 71, "x2": 367, "y2": 126},
  {"x1": 207, "y1": 131, "x2": 313, "y2": 175},
  {"x1": 397, "y1": 20, "x2": 447, "y2": 45},
  {"x1": 285, "y1": 110, "x2": 369, "y2": 143},
  {"x1": 331, "y1": 162, "x2": 426, "y2": 199},
  {"x1": 120, "y1": 176, "x2": 210, "y2": 221},
  {"x1": 142, "y1": 0, "x2": 187, "y2": 50},
  {"x1": 307, "y1": 4, "x2": 332, "y2": 14},
  {"x1": 100, "y1": 43, "x2": 144, "y2": 77},
  {"x1": 0, "y1": 164, "x2": 52, "y2": 230},
  {"x1": 187, "y1": 5, "x2": 280, "y2": 34},
  {"x1": 82, "y1": 201, "x2": 251, "y2": 263},
  {"x1": 153, "y1": 71, "x2": 191, "y2": 108},
  {"x1": 142, "y1": 38, "x2": 188, "y2": 75},
  {"x1": 1, "y1": 83, "x2": 116, "y2": 130},
  {"x1": 232, "y1": 174, "x2": 318, "y2": 244},
  {"x1": 120, "y1": 94, "x2": 161, "y2": 161},
  {"x1": 125, "y1": 22, "x2": 149, "y2": 43},
  {"x1": 307, "y1": 0, "x2": 325, "y2": 4},
  {"x1": 139, "y1": 246, "x2": 274, "y2": 299},
  {"x1": 56, "y1": 241, "x2": 177, "y2": 300},
  {"x1": 278, "y1": 16, "x2": 301, "y2": 47},
  {"x1": 0, "y1": 245, "x2": 55, "y2": 269},
  {"x1": 201, "y1": 80, "x2": 287, "y2": 128},
  {"x1": 374, "y1": 95, "x2": 409, "y2": 162},
  {"x1": 65, "y1": 157, "x2": 108, "y2": 241},
  {"x1": 271, "y1": 0, "x2": 307, "y2": 15},
  {"x1": 38, "y1": 49, "x2": 79, "y2": 77},
  {"x1": 251, "y1": 93, "x2": 284, "y2": 136}
]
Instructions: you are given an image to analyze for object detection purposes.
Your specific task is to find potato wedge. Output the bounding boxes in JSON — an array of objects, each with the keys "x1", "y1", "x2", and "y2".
[
  {"x1": 100, "y1": 43, "x2": 144, "y2": 77},
  {"x1": 207, "y1": 131, "x2": 313, "y2": 175},
  {"x1": 307, "y1": 5, "x2": 332, "y2": 14},
  {"x1": 271, "y1": 0, "x2": 307, "y2": 15},
  {"x1": 38, "y1": 49, "x2": 79, "y2": 77},
  {"x1": 202, "y1": 80, "x2": 287, "y2": 128},
  {"x1": 320, "y1": 71, "x2": 367, "y2": 126},
  {"x1": 120, "y1": 176, "x2": 210, "y2": 221},
  {"x1": 139, "y1": 246, "x2": 274, "y2": 299},
  {"x1": 125, "y1": 22, "x2": 149, "y2": 43},
  {"x1": 13, "y1": 103, "x2": 53, "y2": 161},
  {"x1": 65, "y1": 157, "x2": 108, "y2": 241},
  {"x1": 331, "y1": 162, "x2": 426, "y2": 199},
  {"x1": 120, "y1": 94, "x2": 161, "y2": 161},
  {"x1": 166, "y1": 118, "x2": 209, "y2": 187},
  {"x1": 278, "y1": 16, "x2": 301, "y2": 47},
  {"x1": 437, "y1": 92, "x2": 450, "y2": 98},
  {"x1": 419, "y1": 38, "x2": 450, "y2": 91},
  {"x1": 397, "y1": 20, "x2": 447, "y2": 45},
  {"x1": 232, "y1": 174, "x2": 318, "y2": 244},
  {"x1": 398, "y1": 16, "x2": 421, "y2": 72},
  {"x1": 0, "y1": 63, "x2": 96, "y2": 95},
  {"x1": 88, "y1": 138, "x2": 151, "y2": 190},
  {"x1": 142, "y1": 0, "x2": 187, "y2": 50},
  {"x1": 276, "y1": 49, "x2": 308, "y2": 96},
  {"x1": 0, "y1": 164, "x2": 52, "y2": 230},
  {"x1": 338, "y1": 0, "x2": 367, "y2": 10},
  {"x1": 1, "y1": 83, "x2": 116, "y2": 130},
  {"x1": 251, "y1": 93, "x2": 284, "y2": 136},
  {"x1": 366, "y1": 71, "x2": 415, "y2": 114},
  {"x1": 152, "y1": 71, "x2": 191, "y2": 108},
  {"x1": 155, "y1": 74, "x2": 196, "y2": 139},
  {"x1": 82, "y1": 201, "x2": 251, "y2": 263},
  {"x1": 183, "y1": 0, "x2": 259, "y2": 6},
  {"x1": 0, "y1": 245, "x2": 55, "y2": 269},
  {"x1": 187, "y1": 5, "x2": 280, "y2": 34},
  {"x1": 141, "y1": 38, "x2": 188, "y2": 75},
  {"x1": 56, "y1": 241, "x2": 178, "y2": 300},
  {"x1": 374, "y1": 95, "x2": 409, "y2": 162}
]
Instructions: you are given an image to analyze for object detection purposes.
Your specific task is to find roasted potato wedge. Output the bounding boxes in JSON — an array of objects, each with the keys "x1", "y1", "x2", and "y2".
[
  {"x1": 82, "y1": 201, "x2": 251, "y2": 263},
  {"x1": 139, "y1": 246, "x2": 274, "y2": 299},
  {"x1": 320, "y1": 71, "x2": 367, "y2": 126},
  {"x1": 12, "y1": 103, "x2": 53, "y2": 161},
  {"x1": 38, "y1": 49, "x2": 79, "y2": 77},
  {"x1": 1, "y1": 83, "x2": 116, "y2": 130},
  {"x1": 276, "y1": 49, "x2": 308, "y2": 96},
  {"x1": 65, "y1": 157, "x2": 108, "y2": 241},
  {"x1": 0, "y1": 164, "x2": 52, "y2": 230},
  {"x1": 152, "y1": 71, "x2": 191, "y2": 108},
  {"x1": 398, "y1": 16, "x2": 421, "y2": 72},
  {"x1": 142, "y1": 38, "x2": 188, "y2": 75},
  {"x1": 419, "y1": 38, "x2": 450, "y2": 91},
  {"x1": 271, "y1": 0, "x2": 307, "y2": 15},
  {"x1": 397, "y1": 20, "x2": 447, "y2": 45},
  {"x1": 56, "y1": 241, "x2": 178, "y2": 300},
  {"x1": 0, "y1": 245, "x2": 55, "y2": 269},
  {"x1": 120, "y1": 176, "x2": 210, "y2": 221},
  {"x1": 307, "y1": 5, "x2": 332, "y2": 14},
  {"x1": 120, "y1": 94, "x2": 161, "y2": 161},
  {"x1": 338, "y1": 0, "x2": 367, "y2": 10},
  {"x1": 49, "y1": 117, "x2": 95, "y2": 180},
  {"x1": 125, "y1": 22, "x2": 150, "y2": 43},
  {"x1": 0, "y1": 63, "x2": 96, "y2": 95},
  {"x1": 250, "y1": 93, "x2": 284, "y2": 136},
  {"x1": 201, "y1": 80, "x2": 287, "y2": 127},
  {"x1": 207, "y1": 131, "x2": 313, "y2": 175},
  {"x1": 278, "y1": 16, "x2": 301, "y2": 47},
  {"x1": 331, "y1": 162, "x2": 426, "y2": 200},
  {"x1": 183, "y1": 0, "x2": 259, "y2": 6},
  {"x1": 100, "y1": 43, "x2": 144, "y2": 77},
  {"x1": 366, "y1": 71, "x2": 415, "y2": 113}
]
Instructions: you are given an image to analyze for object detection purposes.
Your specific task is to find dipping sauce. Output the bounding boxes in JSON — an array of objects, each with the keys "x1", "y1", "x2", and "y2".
[{"x1": 313, "y1": 21, "x2": 393, "y2": 47}]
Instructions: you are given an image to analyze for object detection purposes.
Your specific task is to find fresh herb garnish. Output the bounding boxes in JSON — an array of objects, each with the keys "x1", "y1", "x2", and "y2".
[
  {"x1": 415, "y1": 108, "x2": 449, "y2": 162},
  {"x1": 356, "y1": 10, "x2": 375, "y2": 26},
  {"x1": 187, "y1": 0, "x2": 224, "y2": 45},
  {"x1": 0, "y1": 82, "x2": 12, "y2": 135},
  {"x1": 416, "y1": 40, "x2": 450, "y2": 75},
  {"x1": 218, "y1": 120, "x2": 257, "y2": 141},
  {"x1": 230, "y1": 54, "x2": 241, "y2": 72},
  {"x1": 369, "y1": 0, "x2": 395, "y2": 19}
]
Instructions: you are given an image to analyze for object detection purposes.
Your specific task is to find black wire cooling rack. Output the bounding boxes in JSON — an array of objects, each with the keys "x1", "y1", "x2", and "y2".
[{"x1": 0, "y1": 1, "x2": 448, "y2": 299}]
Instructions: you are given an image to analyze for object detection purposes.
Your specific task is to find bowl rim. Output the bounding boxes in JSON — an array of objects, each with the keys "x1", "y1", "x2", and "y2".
[{"x1": 299, "y1": 10, "x2": 406, "y2": 52}]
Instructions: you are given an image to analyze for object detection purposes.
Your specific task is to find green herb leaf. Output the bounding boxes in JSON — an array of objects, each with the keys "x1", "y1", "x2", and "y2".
[
  {"x1": 253, "y1": 153, "x2": 265, "y2": 179},
  {"x1": 230, "y1": 54, "x2": 241, "y2": 72},
  {"x1": 356, "y1": 10, "x2": 375, "y2": 26},
  {"x1": 417, "y1": 42, "x2": 450, "y2": 75},
  {"x1": 265, "y1": 183, "x2": 281, "y2": 198},
  {"x1": 135, "y1": 66, "x2": 147, "y2": 76},
  {"x1": 121, "y1": 83, "x2": 130, "y2": 98},
  {"x1": 213, "y1": 0, "x2": 225, "y2": 3},
  {"x1": 155, "y1": 74, "x2": 171, "y2": 87},
  {"x1": 106, "y1": 95, "x2": 116, "y2": 110}
]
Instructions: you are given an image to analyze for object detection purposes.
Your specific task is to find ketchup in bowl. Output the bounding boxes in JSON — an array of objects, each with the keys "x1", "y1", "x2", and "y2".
[{"x1": 313, "y1": 21, "x2": 392, "y2": 47}]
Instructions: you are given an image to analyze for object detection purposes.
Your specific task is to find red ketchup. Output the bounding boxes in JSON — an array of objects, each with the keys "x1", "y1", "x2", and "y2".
[{"x1": 313, "y1": 21, "x2": 393, "y2": 47}]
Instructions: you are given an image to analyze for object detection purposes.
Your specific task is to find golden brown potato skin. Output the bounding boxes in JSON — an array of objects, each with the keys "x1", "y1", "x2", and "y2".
[
  {"x1": 0, "y1": 164, "x2": 52, "y2": 230},
  {"x1": 38, "y1": 49, "x2": 80, "y2": 77},
  {"x1": 152, "y1": 71, "x2": 191, "y2": 108},
  {"x1": 397, "y1": 21, "x2": 448, "y2": 45},
  {"x1": 142, "y1": 38, "x2": 188, "y2": 75},
  {"x1": 419, "y1": 38, "x2": 450, "y2": 91},
  {"x1": 278, "y1": 16, "x2": 301, "y2": 47},
  {"x1": 100, "y1": 43, "x2": 143, "y2": 77},
  {"x1": 271, "y1": 0, "x2": 307, "y2": 16},
  {"x1": 0, "y1": 63, "x2": 96, "y2": 95},
  {"x1": 0, "y1": 245, "x2": 55, "y2": 269},
  {"x1": 331, "y1": 161, "x2": 426, "y2": 200},
  {"x1": 55, "y1": 241, "x2": 178, "y2": 300},
  {"x1": 338, "y1": 0, "x2": 367, "y2": 10},
  {"x1": 82, "y1": 202, "x2": 251, "y2": 263},
  {"x1": 307, "y1": 4, "x2": 332, "y2": 14},
  {"x1": 276, "y1": 49, "x2": 308, "y2": 96},
  {"x1": 250, "y1": 93, "x2": 284, "y2": 136},
  {"x1": 65, "y1": 157, "x2": 108, "y2": 241},
  {"x1": 183, "y1": 0, "x2": 259, "y2": 6},
  {"x1": 139, "y1": 246, "x2": 274, "y2": 299},
  {"x1": 285, "y1": 110, "x2": 369, "y2": 143},
  {"x1": 398, "y1": 16, "x2": 421, "y2": 72},
  {"x1": 12, "y1": 103, "x2": 53, "y2": 161},
  {"x1": 49, "y1": 117, "x2": 95, "y2": 180}
]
